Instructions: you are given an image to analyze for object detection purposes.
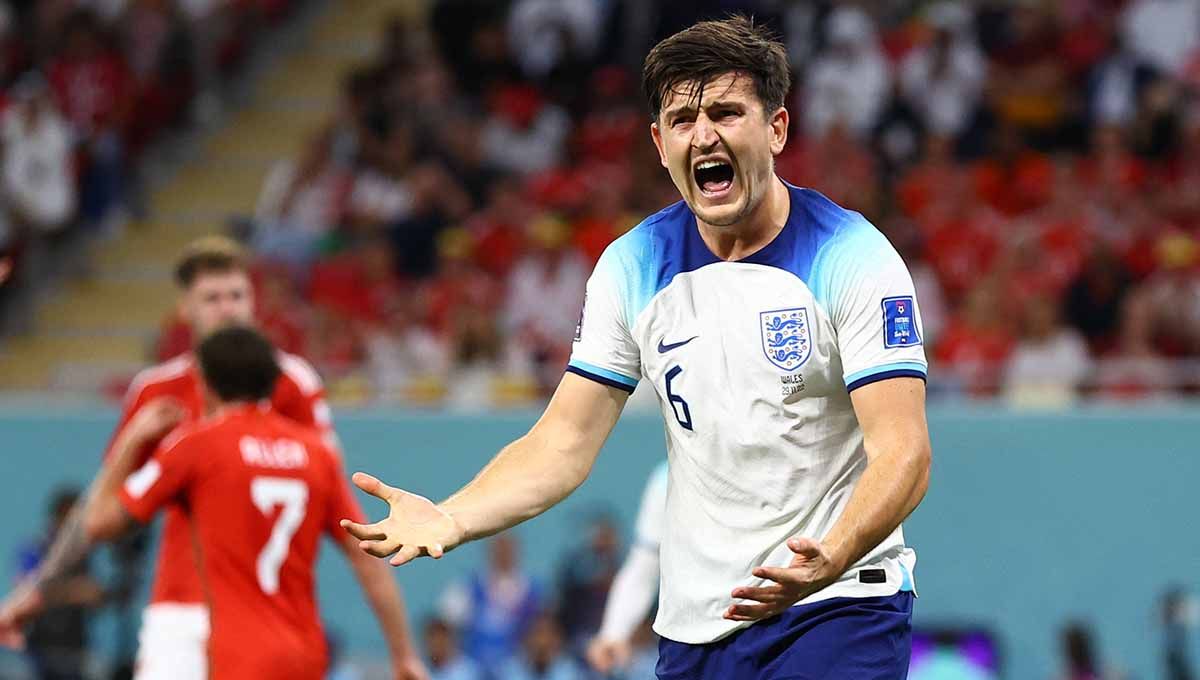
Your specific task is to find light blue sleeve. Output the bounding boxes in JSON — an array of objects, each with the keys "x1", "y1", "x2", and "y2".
[
  {"x1": 811, "y1": 217, "x2": 928, "y2": 391},
  {"x1": 566, "y1": 236, "x2": 648, "y2": 392}
]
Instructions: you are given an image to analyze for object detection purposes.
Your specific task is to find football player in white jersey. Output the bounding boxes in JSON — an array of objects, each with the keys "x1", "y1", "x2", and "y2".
[
  {"x1": 587, "y1": 461, "x2": 667, "y2": 674},
  {"x1": 344, "y1": 16, "x2": 931, "y2": 679}
]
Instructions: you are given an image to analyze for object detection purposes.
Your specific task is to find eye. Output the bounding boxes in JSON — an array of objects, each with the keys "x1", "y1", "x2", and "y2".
[
  {"x1": 714, "y1": 108, "x2": 740, "y2": 121},
  {"x1": 670, "y1": 113, "x2": 695, "y2": 128}
]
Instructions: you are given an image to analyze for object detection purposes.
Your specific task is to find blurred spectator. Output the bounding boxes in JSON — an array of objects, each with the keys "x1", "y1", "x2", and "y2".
[
  {"x1": 466, "y1": 179, "x2": 530, "y2": 280},
  {"x1": 1002, "y1": 295, "x2": 1091, "y2": 408},
  {"x1": 506, "y1": 0, "x2": 605, "y2": 83},
  {"x1": 554, "y1": 513, "x2": 621, "y2": 655},
  {"x1": 1140, "y1": 231, "x2": 1200, "y2": 356},
  {"x1": 1, "y1": 75, "x2": 75, "y2": 235},
  {"x1": 1063, "y1": 248, "x2": 1133, "y2": 354},
  {"x1": 364, "y1": 295, "x2": 450, "y2": 402},
  {"x1": 481, "y1": 84, "x2": 570, "y2": 176},
  {"x1": 440, "y1": 535, "x2": 542, "y2": 669},
  {"x1": 899, "y1": 2, "x2": 985, "y2": 139},
  {"x1": 425, "y1": 618, "x2": 483, "y2": 680},
  {"x1": 804, "y1": 6, "x2": 890, "y2": 139},
  {"x1": 1121, "y1": 0, "x2": 1200, "y2": 78},
  {"x1": 1093, "y1": 290, "x2": 1173, "y2": 398},
  {"x1": 254, "y1": 132, "x2": 351, "y2": 279},
  {"x1": 304, "y1": 304, "x2": 364, "y2": 380},
  {"x1": 987, "y1": 5, "x2": 1069, "y2": 144},
  {"x1": 1089, "y1": 31, "x2": 1153, "y2": 128},
  {"x1": 934, "y1": 283, "x2": 1014, "y2": 396},
  {"x1": 503, "y1": 215, "x2": 587, "y2": 391},
  {"x1": 1056, "y1": 621, "x2": 1127, "y2": 680},
  {"x1": 47, "y1": 9, "x2": 132, "y2": 232},
  {"x1": 255, "y1": 266, "x2": 308, "y2": 356},
  {"x1": 500, "y1": 613, "x2": 587, "y2": 680},
  {"x1": 120, "y1": 0, "x2": 193, "y2": 151},
  {"x1": 1161, "y1": 587, "x2": 1196, "y2": 680},
  {"x1": 14, "y1": 487, "x2": 104, "y2": 680}
]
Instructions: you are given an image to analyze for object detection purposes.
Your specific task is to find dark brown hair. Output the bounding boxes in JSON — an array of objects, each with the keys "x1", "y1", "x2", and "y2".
[
  {"x1": 174, "y1": 236, "x2": 248, "y2": 288},
  {"x1": 197, "y1": 325, "x2": 280, "y2": 402},
  {"x1": 641, "y1": 15, "x2": 791, "y2": 121}
]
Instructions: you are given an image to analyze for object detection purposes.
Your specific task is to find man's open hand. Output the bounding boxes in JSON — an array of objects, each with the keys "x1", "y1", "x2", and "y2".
[
  {"x1": 341, "y1": 473, "x2": 466, "y2": 566},
  {"x1": 724, "y1": 537, "x2": 844, "y2": 622}
]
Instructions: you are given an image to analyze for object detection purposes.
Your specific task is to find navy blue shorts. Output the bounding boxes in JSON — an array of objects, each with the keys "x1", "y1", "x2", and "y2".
[{"x1": 656, "y1": 592, "x2": 913, "y2": 680}]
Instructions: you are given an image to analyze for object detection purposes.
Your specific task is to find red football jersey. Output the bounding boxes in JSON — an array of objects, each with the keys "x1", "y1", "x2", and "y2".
[
  {"x1": 107, "y1": 352, "x2": 343, "y2": 605},
  {"x1": 119, "y1": 405, "x2": 364, "y2": 680}
]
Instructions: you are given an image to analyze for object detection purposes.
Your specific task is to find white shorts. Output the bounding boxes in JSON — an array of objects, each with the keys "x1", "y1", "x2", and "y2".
[{"x1": 134, "y1": 602, "x2": 210, "y2": 680}]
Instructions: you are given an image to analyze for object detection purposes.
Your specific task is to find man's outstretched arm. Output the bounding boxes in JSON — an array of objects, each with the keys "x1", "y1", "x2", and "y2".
[
  {"x1": 343, "y1": 373, "x2": 628, "y2": 564},
  {"x1": 0, "y1": 398, "x2": 183, "y2": 645}
]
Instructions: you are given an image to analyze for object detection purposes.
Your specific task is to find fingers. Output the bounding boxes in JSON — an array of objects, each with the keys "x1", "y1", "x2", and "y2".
[
  {"x1": 723, "y1": 602, "x2": 783, "y2": 622},
  {"x1": 731, "y1": 584, "x2": 789, "y2": 604},
  {"x1": 752, "y1": 566, "x2": 807, "y2": 586},
  {"x1": 340, "y1": 519, "x2": 387, "y2": 542},
  {"x1": 787, "y1": 536, "x2": 822, "y2": 559},
  {"x1": 389, "y1": 544, "x2": 423, "y2": 567},
  {"x1": 351, "y1": 472, "x2": 398, "y2": 503},
  {"x1": 359, "y1": 538, "x2": 401, "y2": 559}
]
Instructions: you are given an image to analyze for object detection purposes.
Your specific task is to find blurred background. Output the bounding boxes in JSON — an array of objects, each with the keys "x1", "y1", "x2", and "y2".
[{"x1": 0, "y1": 0, "x2": 1197, "y2": 678}]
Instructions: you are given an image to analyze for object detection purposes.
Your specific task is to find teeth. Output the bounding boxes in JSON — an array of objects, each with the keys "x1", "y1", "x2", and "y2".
[{"x1": 696, "y1": 160, "x2": 726, "y2": 170}]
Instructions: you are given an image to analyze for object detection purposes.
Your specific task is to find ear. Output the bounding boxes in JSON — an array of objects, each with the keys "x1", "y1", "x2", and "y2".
[
  {"x1": 649, "y1": 122, "x2": 669, "y2": 169},
  {"x1": 768, "y1": 107, "x2": 789, "y2": 157}
]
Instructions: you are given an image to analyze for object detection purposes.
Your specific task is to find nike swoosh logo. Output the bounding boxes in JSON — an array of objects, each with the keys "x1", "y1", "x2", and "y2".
[{"x1": 657, "y1": 336, "x2": 698, "y2": 353}]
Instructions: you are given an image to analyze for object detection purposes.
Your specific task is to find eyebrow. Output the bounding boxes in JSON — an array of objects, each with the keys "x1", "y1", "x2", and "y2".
[{"x1": 662, "y1": 99, "x2": 745, "y2": 119}]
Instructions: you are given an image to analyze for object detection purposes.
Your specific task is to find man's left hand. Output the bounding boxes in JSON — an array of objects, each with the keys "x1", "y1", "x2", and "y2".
[{"x1": 724, "y1": 537, "x2": 844, "y2": 622}]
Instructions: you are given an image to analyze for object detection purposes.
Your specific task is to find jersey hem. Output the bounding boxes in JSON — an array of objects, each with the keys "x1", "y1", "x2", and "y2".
[
  {"x1": 845, "y1": 367, "x2": 927, "y2": 392},
  {"x1": 565, "y1": 362, "x2": 638, "y2": 392}
]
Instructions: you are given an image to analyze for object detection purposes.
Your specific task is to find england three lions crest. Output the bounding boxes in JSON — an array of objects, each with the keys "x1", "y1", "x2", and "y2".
[{"x1": 760, "y1": 308, "x2": 811, "y2": 371}]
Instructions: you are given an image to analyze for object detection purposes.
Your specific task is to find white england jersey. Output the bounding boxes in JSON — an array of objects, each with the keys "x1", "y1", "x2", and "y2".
[{"x1": 568, "y1": 184, "x2": 925, "y2": 644}]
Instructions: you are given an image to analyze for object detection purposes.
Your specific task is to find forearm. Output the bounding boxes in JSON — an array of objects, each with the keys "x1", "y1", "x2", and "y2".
[
  {"x1": 30, "y1": 501, "x2": 94, "y2": 595},
  {"x1": 440, "y1": 426, "x2": 596, "y2": 542},
  {"x1": 597, "y1": 544, "x2": 660, "y2": 642},
  {"x1": 346, "y1": 541, "x2": 418, "y2": 659},
  {"x1": 823, "y1": 443, "x2": 930, "y2": 573},
  {"x1": 81, "y1": 429, "x2": 147, "y2": 543}
]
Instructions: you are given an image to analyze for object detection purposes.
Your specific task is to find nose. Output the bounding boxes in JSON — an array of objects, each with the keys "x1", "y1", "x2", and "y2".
[
  {"x1": 691, "y1": 113, "x2": 718, "y2": 151},
  {"x1": 217, "y1": 297, "x2": 243, "y2": 319}
]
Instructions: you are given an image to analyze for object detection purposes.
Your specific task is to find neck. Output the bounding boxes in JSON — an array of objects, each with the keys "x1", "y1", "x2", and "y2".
[
  {"x1": 697, "y1": 176, "x2": 790, "y2": 261},
  {"x1": 212, "y1": 399, "x2": 255, "y2": 416}
]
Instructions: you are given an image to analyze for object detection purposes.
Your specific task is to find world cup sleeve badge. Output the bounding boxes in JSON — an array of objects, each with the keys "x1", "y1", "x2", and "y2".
[{"x1": 882, "y1": 296, "x2": 921, "y2": 348}]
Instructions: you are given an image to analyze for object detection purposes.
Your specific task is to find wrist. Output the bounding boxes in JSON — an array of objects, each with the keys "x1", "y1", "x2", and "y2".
[
  {"x1": 436, "y1": 503, "x2": 472, "y2": 545},
  {"x1": 822, "y1": 538, "x2": 853, "y2": 576}
]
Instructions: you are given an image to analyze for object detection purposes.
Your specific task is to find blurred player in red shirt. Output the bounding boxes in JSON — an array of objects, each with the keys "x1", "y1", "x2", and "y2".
[
  {"x1": 81, "y1": 325, "x2": 423, "y2": 679},
  {"x1": 0, "y1": 237, "x2": 425, "y2": 680}
]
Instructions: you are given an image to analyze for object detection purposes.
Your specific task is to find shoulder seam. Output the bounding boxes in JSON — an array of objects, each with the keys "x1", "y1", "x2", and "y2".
[
  {"x1": 277, "y1": 352, "x2": 323, "y2": 395},
  {"x1": 126, "y1": 355, "x2": 192, "y2": 402}
]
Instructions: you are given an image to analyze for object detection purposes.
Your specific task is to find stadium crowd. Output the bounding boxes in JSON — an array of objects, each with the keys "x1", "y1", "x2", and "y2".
[
  {"x1": 0, "y1": 0, "x2": 311, "y2": 334},
  {"x1": 155, "y1": 0, "x2": 1200, "y2": 409}
]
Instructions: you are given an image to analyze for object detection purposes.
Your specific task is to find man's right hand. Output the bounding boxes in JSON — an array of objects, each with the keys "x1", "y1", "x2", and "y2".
[
  {"x1": 0, "y1": 582, "x2": 44, "y2": 649},
  {"x1": 586, "y1": 637, "x2": 632, "y2": 674},
  {"x1": 340, "y1": 473, "x2": 466, "y2": 567}
]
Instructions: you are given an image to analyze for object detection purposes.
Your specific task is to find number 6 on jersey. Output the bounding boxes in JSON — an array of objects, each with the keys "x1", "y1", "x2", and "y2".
[{"x1": 251, "y1": 477, "x2": 308, "y2": 595}]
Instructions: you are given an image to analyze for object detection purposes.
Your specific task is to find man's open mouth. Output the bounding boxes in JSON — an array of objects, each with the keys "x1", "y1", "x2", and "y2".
[{"x1": 694, "y1": 159, "x2": 734, "y2": 196}]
